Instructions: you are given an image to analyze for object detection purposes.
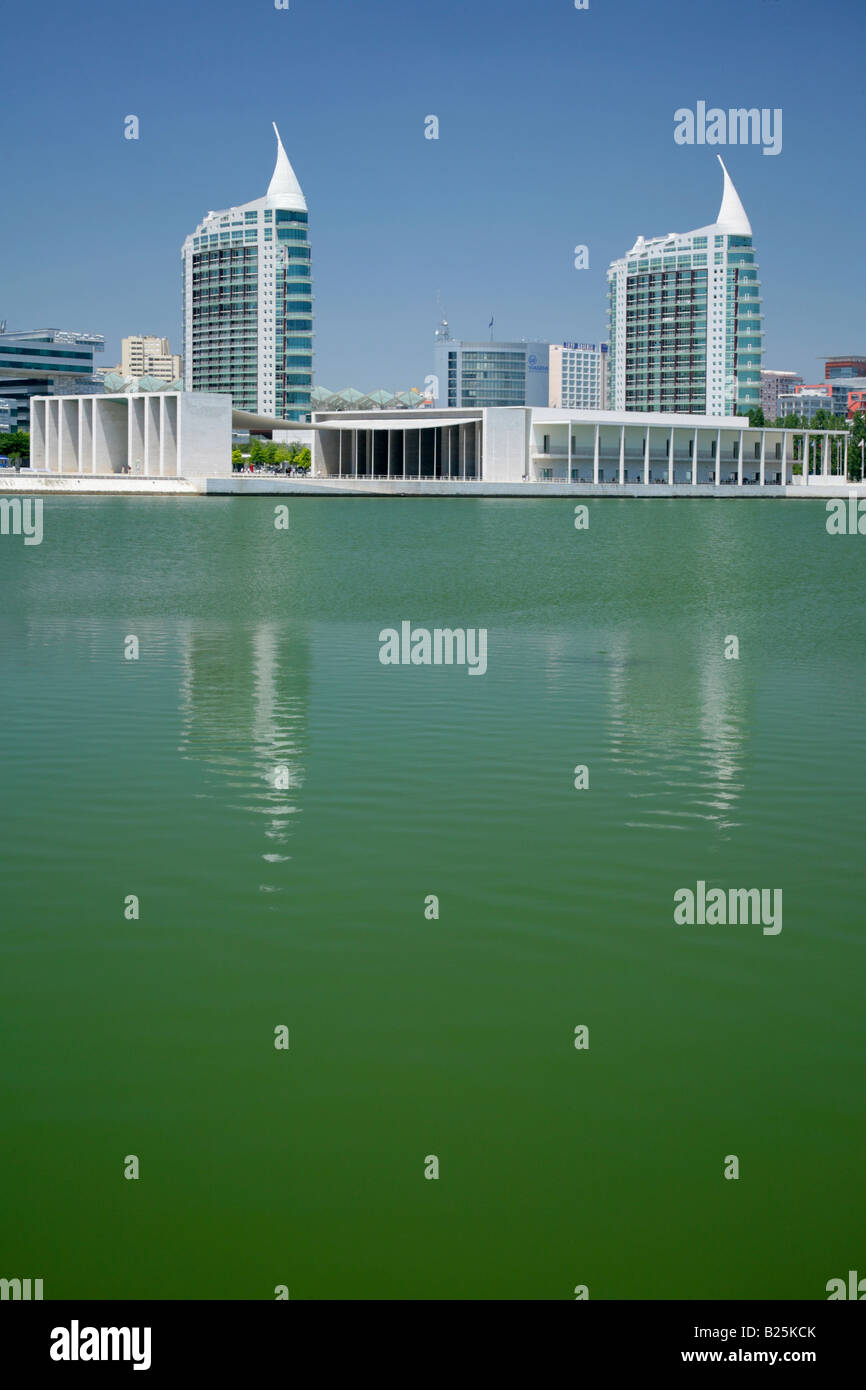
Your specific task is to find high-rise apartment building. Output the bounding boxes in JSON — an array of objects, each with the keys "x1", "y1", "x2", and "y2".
[
  {"x1": 549, "y1": 342, "x2": 609, "y2": 409},
  {"x1": 118, "y1": 335, "x2": 183, "y2": 382},
  {"x1": 181, "y1": 124, "x2": 312, "y2": 422},
  {"x1": 607, "y1": 157, "x2": 762, "y2": 416}
]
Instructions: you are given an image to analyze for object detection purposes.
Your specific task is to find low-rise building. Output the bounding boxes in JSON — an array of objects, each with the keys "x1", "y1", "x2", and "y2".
[{"x1": 312, "y1": 406, "x2": 849, "y2": 488}]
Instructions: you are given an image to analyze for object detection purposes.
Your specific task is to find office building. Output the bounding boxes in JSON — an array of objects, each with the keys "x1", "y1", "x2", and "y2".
[
  {"x1": 823, "y1": 356, "x2": 866, "y2": 380},
  {"x1": 778, "y1": 387, "x2": 836, "y2": 423},
  {"x1": 0, "y1": 329, "x2": 105, "y2": 431},
  {"x1": 182, "y1": 123, "x2": 312, "y2": 422},
  {"x1": 782, "y1": 378, "x2": 866, "y2": 421},
  {"x1": 434, "y1": 337, "x2": 550, "y2": 408},
  {"x1": 607, "y1": 157, "x2": 762, "y2": 416},
  {"x1": 549, "y1": 343, "x2": 609, "y2": 409}
]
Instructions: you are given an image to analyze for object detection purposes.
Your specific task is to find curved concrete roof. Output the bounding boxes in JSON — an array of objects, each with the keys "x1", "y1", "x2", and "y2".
[
  {"x1": 232, "y1": 407, "x2": 314, "y2": 431},
  {"x1": 267, "y1": 123, "x2": 307, "y2": 211},
  {"x1": 715, "y1": 155, "x2": 752, "y2": 236}
]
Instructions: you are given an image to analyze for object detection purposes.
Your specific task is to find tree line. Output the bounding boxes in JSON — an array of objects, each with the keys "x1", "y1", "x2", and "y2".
[{"x1": 232, "y1": 439, "x2": 311, "y2": 472}]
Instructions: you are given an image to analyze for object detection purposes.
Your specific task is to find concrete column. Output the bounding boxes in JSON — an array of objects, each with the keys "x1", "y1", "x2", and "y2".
[
  {"x1": 715, "y1": 427, "x2": 721, "y2": 484},
  {"x1": 353, "y1": 428, "x2": 358, "y2": 478},
  {"x1": 30, "y1": 399, "x2": 45, "y2": 470},
  {"x1": 593, "y1": 423, "x2": 599, "y2": 484},
  {"x1": 567, "y1": 424, "x2": 572, "y2": 482},
  {"x1": 643, "y1": 430, "x2": 650, "y2": 485},
  {"x1": 618, "y1": 425, "x2": 625, "y2": 485},
  {"x1": 803, "y1": 432, "x2": 809, "y2": 485},
  {"x1": 782, "y1": 430, "x2": 788, "y2": 484},
  {"x1": 822, "y1": 433, "x2": 829, "y2": 478},
  {"x1": 692, "y1": 427, "x2": 698, "y2": 484},
  {"x1": 759, "y1": 429, "x2": 766, "y2": 487},
  {"x1": 737, "y1": 429, "x2": 744, "y2": 487},
  {"x1": 668, "y1": 426, "x2": 674, "y2": 485}
]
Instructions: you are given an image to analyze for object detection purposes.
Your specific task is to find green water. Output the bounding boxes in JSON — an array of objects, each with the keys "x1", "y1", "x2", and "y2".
[{"x1": 1, "y1": 496, "x2": 864, "y2": 1300}]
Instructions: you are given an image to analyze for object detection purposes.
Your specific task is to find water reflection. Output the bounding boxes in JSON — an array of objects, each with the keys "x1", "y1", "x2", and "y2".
[
  {"x1": 606, "y1": 632, "x2": 746, "y2": 835},
  {"x1": 177, "y1": 621, "x2": 309, "y2": 885}
]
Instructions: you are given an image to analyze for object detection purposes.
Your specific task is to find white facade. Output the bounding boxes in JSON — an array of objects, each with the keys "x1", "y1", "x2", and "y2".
[
  {"x1": 29, "y1": 393, "x2": 232, "y2": 477},
  {"x1": 549, "y1": 343, "x2": 609, "y2": 409},
  {"x1": 312, "y1": 406, "x2": 848, "y2": 489}
]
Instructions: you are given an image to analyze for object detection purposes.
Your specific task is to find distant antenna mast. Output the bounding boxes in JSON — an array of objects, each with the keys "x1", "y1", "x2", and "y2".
[{"x1": 435, "y1": 290, "x2": 450, "y2": 341}]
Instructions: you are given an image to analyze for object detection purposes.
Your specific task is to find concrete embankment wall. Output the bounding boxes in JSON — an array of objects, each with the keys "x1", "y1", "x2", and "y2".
[{"x1": 2, "y1": 474, "x2": 866, "y2": 500}]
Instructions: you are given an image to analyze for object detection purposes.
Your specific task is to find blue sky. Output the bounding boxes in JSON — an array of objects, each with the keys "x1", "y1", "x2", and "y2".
[{"x1": 2, "y1": 0, "x2": 863, "y2": 390}]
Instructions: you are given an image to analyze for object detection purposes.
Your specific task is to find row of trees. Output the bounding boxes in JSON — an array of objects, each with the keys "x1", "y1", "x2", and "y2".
[
  {"x1": 0, "y1": 430, "x2": 30, "y2": 461},
  {"x1": 232, "y1": 439, "x2": 311, "y2": 472},
  {"x1": 745, "y1": 406, "x2": 865, "y2": 479}
]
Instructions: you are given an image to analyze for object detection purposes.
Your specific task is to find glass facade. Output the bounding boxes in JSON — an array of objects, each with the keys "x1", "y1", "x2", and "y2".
[
  {"x1": 0, "y1": 332, "x2": 103, "y2": 431},
  {"x1": 275, "y1": 210, "x2": 312, "y2": 421},
  {"x1": 189, "y1": 245, "x2": 259, "y2": 411},
  {"x1": 456, "y1": 350, "x2": 526, "y2": 407}
]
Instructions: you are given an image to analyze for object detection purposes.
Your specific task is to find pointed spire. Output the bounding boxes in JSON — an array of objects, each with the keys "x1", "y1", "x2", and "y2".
[
  {"x1": 267, "y1": 122, "x2": 307, "y2": 211},
  {"x1": 715, "y1": 155, "x2": 751, "y2": 236}
]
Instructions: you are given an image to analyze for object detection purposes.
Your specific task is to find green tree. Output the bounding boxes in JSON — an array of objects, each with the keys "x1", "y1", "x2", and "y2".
[
  {"x1": 248, "y1": 438, "x2": 266, "y2": 467},
  {"x1": 0, "y1": 430, "x2": 30, "y2": 460},
  {"x1": 295, "y1": 447, "x2": 311, "y2": 472},
  {"x1": 231, "y1": 448, "x2": 244, "y2": 471},
  {"x1": 849, "y1": 409, "x2": 866, "y2": 481},
  {"x1": 746, "y1": 406, "x2": 765, "y2": 428}
]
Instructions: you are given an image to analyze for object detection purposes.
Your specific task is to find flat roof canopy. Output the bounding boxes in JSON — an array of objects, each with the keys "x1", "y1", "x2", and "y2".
[{"x1": 315, "y1": 417, "x2": 480, "y2": 431}]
